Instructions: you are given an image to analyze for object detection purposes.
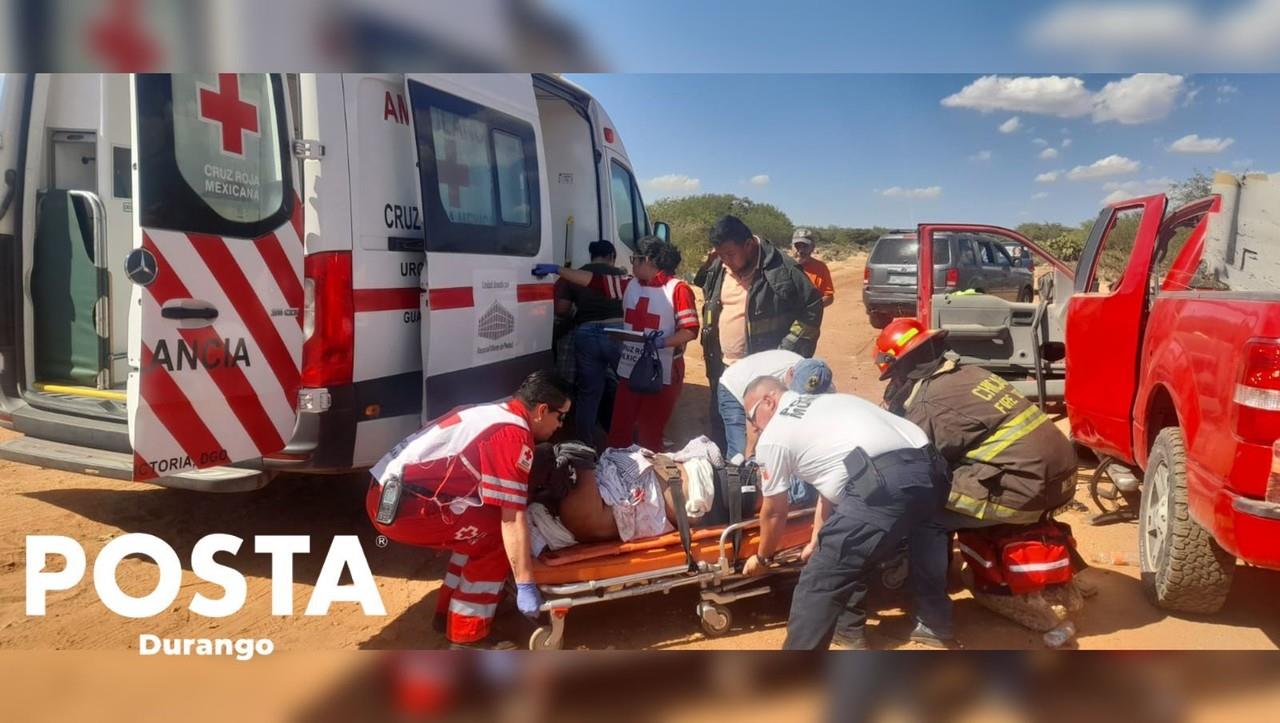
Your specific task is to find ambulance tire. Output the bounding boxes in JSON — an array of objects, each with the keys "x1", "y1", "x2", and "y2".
[
  {"x1": 1138, "y1": 427, "x2": 1235, "y2": 614},
  {"x1": 698, "y1": 602, "x2": 733, "y2": 637}
]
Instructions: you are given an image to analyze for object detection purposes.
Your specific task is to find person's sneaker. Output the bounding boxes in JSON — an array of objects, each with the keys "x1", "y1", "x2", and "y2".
[
  {"x1": 908, "y1": 622, "x2": 963, "y2": 650},
  {"x1": 831, "y1": 627, "x2": 869, "y2": 650}
]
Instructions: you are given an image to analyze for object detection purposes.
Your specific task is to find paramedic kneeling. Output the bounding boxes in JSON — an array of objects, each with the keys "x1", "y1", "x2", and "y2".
[
  {"x1": 366, "y1": 371, "x2": 572, "y2": 649},
  {"x1": 740, "y1": 377, "x2": 955, "y2": 650}
]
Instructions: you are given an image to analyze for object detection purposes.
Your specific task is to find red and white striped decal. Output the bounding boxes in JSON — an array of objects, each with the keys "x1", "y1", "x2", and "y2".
[{"x1": 132, "y1": 197, "x2": 304, "y2": 481}]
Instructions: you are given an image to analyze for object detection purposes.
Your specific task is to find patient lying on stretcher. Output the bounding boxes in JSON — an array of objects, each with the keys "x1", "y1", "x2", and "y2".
[{"x1": 527, "y1": 438, "x2": 732, "y2": 551}]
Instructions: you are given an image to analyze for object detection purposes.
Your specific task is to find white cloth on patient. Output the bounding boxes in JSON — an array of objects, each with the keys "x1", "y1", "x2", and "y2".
[
  {"x1": 528, "y1": 502, "x2": 577, "y2": 556},
  {"x1": 681, "y1": 457, "x2": 716, "y2": 518},
  {"x1": 596, "y1": 445, "x2": 673, "y2": 542},
  {"x1": 671, "y1": 435, "x2": 724, "y2": 468}
]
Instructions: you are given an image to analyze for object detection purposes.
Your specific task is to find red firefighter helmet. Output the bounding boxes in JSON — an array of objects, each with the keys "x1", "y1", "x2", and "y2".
[{"x1": 873, "y1": 318, "x2": 948, "y2": 380}]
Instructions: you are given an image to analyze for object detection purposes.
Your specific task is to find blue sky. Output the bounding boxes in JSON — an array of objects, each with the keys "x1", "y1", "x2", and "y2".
[
  {"x1": 566, "y1": 73, "x2": 1280, "y2": 228},
  {"x1": 551, "y1": 1, "x2": 1280, "y2": 72}
]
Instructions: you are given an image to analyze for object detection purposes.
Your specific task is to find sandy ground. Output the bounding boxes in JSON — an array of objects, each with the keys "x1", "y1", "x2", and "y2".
[{"x1": 2, "y1": 256, "x2": 1278, "y2": 651}]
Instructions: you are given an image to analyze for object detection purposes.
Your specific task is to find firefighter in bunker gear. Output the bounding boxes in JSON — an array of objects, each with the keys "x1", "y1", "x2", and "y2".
[
  {"x1": 875, "y1": 318, "x2": 1077, "y2": 527},
  {"x1": 366, "y1": 371, "x2": 573, "y2": 647}
]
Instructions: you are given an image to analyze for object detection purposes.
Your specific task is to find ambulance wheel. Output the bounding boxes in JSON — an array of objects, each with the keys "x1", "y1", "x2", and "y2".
[
  {"x1": 698, "y1": 602, "x2": 733, "y2": 637},
  {"x1": 528, "y1": 625, "x2": 563, "y2": 651},
  {"x1": 1138, "y1": 427, "x2": 1235, "y2": 614}
]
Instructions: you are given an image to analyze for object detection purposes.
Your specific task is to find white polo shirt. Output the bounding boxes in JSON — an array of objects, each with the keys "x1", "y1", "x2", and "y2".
[
  {"x1": 718, "y1": 349, "x2": 803, "y2": 405},
  {"x1": 754, "y1": 391, "x2": 930, "y2": 502}
]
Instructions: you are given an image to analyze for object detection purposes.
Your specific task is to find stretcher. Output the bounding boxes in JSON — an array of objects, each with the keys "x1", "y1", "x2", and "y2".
[{"x1": 526, "y1": 509, "x2": 817, "y2": 650}]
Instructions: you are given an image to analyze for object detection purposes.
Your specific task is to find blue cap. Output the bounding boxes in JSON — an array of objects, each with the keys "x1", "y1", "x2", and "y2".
[{"x1": 790, "y1": 359, "x2": 833, "y2": 394}]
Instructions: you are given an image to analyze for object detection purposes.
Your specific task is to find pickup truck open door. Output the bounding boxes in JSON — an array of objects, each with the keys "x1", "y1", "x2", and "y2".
[{"x1": 916, "y1": 224, "x2": 1074, "y2": 401}]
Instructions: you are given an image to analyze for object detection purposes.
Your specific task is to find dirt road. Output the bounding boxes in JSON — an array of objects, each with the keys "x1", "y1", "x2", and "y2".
[{"x1": 2, "y1": 256, "x2": 1277, "y2": 650}]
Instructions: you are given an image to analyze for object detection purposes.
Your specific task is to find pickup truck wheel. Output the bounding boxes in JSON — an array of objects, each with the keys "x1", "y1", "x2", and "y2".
[
  {"x1": 1017, "y1": 286, "x2": 1033, "y2": 303},
  {"x1": 868, "y1": 312, "x2": 891, "y2": 330},
  {"x1": 1138, "y1": 427, "x2": 1235, "y2": 614}
]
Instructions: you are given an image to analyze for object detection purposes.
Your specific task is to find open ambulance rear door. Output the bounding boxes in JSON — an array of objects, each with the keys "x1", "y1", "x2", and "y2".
[
  {"x1": 127, "y1": 74, "x2": 303, "y2": 482},
  {"x1": 403, "y1": 75, "x2": 555, "y2": 420}
]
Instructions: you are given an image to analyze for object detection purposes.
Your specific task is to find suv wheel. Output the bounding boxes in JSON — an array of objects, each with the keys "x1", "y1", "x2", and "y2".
[
  {"x1": 1017, "y1": 286, "x2": 1033, "y2": 303},
  {"x1": 1137, "y1": 427, "x2": 1235, "y2": 613},
  {"x1": 868, "y1": 311, "x2": 891, "y2": 329}
]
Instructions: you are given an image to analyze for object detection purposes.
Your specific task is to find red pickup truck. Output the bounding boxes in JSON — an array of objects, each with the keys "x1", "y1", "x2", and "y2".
[{"x1": 915, "y1": 171, "x2": 1280, "y2": 613}]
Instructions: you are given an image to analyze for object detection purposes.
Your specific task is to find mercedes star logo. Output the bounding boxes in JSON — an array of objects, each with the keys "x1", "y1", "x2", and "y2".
[{"x1": 124, "y1": 248, "x2": 158, "y2": 287}]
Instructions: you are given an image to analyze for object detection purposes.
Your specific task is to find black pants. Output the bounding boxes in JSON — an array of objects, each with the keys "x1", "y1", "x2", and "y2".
[{"x1": 782, "y1": 446, "x2": 952, "y2": 650}]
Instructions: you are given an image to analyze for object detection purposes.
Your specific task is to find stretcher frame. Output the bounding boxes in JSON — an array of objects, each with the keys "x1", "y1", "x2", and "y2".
[{"x1": 528, "y1": 509, "x2": 813, "y2": 650}]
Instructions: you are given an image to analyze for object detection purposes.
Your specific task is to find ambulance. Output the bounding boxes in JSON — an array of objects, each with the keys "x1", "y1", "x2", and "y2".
[{"x1": 0, "y1": 73, "x2": 660, "y2": 490}]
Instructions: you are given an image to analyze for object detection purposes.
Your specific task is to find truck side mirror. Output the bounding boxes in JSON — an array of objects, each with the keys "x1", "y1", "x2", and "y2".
[{"x1": 654, "y1": 221, "x2": 670, "y2": 243}]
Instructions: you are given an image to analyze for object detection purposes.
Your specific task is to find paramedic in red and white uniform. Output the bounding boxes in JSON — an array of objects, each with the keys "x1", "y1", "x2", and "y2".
[
  {"x1": 365, "y1": 371, "x2": 573, "y2": 648},
  {"x1": 545, "y1": 236, "x2": 699, "y2": 450}
]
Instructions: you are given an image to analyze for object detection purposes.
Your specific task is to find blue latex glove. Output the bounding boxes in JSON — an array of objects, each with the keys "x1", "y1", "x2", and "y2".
[
  {"x1": 516, "y1": 582, "x2": 542, "y2": 619},
  {"x1": 531, "y1": 263, "x2": 561, "y2": 278}
]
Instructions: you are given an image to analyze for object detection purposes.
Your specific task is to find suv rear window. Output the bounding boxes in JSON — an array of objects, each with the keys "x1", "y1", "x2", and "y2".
[{"x1": 869, "y1": 236, "x2": 951, "y2": 265}]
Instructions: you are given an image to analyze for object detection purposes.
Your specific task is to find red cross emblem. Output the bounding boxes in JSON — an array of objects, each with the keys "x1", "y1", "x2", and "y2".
[
  {"x1": 87, "y1": 0, "x2": 162, "y2": 71},
  {"x1": 198, "y1": 74, "x2": 260, "y2": 157},
  {"x1": 437, "y1": 139, "x2": 471, "y2": 207},
  {"x1": 624, "y1": 296, "x2": 662, "y2": 332}
]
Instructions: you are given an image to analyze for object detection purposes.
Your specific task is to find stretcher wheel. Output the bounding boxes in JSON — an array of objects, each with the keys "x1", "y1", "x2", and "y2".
[
  {"x1": 529, "y1": 624, "x2": 563, "y2": 651},
  {"x1": 880, "y1": 553, "x2": 909, "y2": 591},
  {"x1": 698, "y1": 602, "x2": 733, "y2": 637}
]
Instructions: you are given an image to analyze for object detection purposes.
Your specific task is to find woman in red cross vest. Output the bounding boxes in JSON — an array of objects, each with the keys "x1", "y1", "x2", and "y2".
[{"x1": 551, "y1": 237, "x2": 699, "y2": 450}]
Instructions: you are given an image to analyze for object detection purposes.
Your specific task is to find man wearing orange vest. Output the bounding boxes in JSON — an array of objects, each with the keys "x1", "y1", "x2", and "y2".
[{"x1": 366, "y1": 371, "x2": 573, "y2": 648}]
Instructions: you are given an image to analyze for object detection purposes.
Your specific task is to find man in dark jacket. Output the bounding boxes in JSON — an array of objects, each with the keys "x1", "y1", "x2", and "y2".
[
  {"x1": 874, "y1": 318, "x2": 1077, "y2": 529},
  {"x1": 694, "y1": 214, "x2": 824, "y2": 450}
]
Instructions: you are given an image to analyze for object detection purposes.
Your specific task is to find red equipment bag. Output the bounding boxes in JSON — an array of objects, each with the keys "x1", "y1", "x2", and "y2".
[{"x1": 957, "y1": 520, "x2": 1076, "y2": 595}]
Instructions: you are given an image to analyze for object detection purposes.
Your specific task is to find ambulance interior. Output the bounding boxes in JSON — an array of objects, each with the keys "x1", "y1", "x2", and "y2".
[{"x1": 19, "y1": 74, "x2": 134, "y2": 417}]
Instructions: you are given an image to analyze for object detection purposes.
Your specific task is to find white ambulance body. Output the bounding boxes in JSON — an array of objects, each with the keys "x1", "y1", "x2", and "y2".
[{"x1": 0, "y1": 73, "x2": 655, "y2": 490}]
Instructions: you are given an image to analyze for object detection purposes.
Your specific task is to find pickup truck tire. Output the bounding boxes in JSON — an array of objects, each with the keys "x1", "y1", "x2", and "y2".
[
  {"x1": 1138, "y1": 427, "x2": 1235, "y2": 614},
  {"x1": 868, "y1": 312, "x2": 891, "y2": 330},
  {"x1": 1017, "y1": 286, "x2": 1033, "y2": 303}
]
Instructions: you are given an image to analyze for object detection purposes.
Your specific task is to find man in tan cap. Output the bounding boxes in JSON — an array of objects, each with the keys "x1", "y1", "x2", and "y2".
[{"x1": 792, "y1": 228, "x2": 835, "y2": 308}]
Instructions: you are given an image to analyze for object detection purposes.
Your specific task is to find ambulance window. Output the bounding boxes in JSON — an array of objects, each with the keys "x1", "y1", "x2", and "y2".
[
  {"x1": 493, "y1": 130, "x2": 531, "y2": 225},
  {"x1": 134, "y1": 74, "x2": 293, "y2": 238},
  {"x1": 610, "y1": 161, "x2": 640, "y2": 250},
  {"x1": 112, "y1": 146, "x2": 131, "y2": 199},
  {"x1": 408, "y1": 81, "x2": 541, "y2": 256}
]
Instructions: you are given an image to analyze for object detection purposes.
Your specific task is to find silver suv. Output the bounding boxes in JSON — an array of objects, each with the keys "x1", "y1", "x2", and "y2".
[{"x1": 862, "y1": 231, "x2": 1034, "y2": 329}]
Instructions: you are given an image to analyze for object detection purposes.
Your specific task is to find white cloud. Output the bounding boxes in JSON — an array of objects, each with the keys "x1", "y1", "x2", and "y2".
[
  {"x1": 1035, "y1": 171, "x2": 1061, "y2": 183},
  {"x1": 1217, "y1": 84, "x2": 1240, "y2": 103},
  {"x1": 1024, "y1": 2, "x2": 1280, "y2": 68},
  {"x1": 998, "y1": 116, "x2": 1022, "y2": 134},
  {"x1": 943, "y1": 76, "x2": 1094, "y2": 117},
  {"x1": 1168, "y1": 134, "x2": 1235, "y2": 154},
  {"x1": 1032, "y1": 137, "x2": 1049, "y2": 146},
  {"x1": 1067, "y1": 154, "x2": 1141, "y2": 181},
  {"x1": 1183, "y1": 86, "x2": 1202, "y2": 106},
  {"x1": 969, "y1": 150, "x2": 993, "y2": 162},
  {"x1": 943, "y1": 72, "x2": 1184, "y2": 125},
  {"x1": 880, "y1": 186, "x2": 943, "y2": 200},
  {"x1": 1061, "y1": 137, "x2": 1072, "y2": 148},
  {"x1": 1091, "y1": 74, "x2": 1185, "y2": 124},
  {"x1": 1039, "y1": 147, "x2": 1060, "y2": 160},
  {"x1": 1031, "y1": 192, "x2": 1050, "y2": 200},
  {"x1": 1233, "y1": 158, "x2": 1255, "y2": 168},
  {"x1": 642, "y1": 174, "x2": 701, "y2": 195},
  {"x1": 749, "y1": 174, "x2": 770, "y2": 187},
  {"x1": 1100, "y1": 177, "x2": 1175, "y2": 205}
]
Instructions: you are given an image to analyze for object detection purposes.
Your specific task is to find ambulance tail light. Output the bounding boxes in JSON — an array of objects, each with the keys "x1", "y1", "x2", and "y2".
[
  {"x1": 1233, "y1": 338, "x2": 1280, "y2": 444},
  {"x1": 945, "y1": 267, "x2": 959, "y2": 289},
  {"x1": 301, "y1": 252, "x2": 354, "y2": 388}
]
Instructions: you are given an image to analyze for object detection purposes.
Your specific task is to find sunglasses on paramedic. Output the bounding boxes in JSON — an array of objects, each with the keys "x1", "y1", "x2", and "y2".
[
  {"x1": 630, "y1": 255, "x2": 650, "y2": 266},
  {"x1": 747, "y1": 396, "x2": 770, "y2": 426}
]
